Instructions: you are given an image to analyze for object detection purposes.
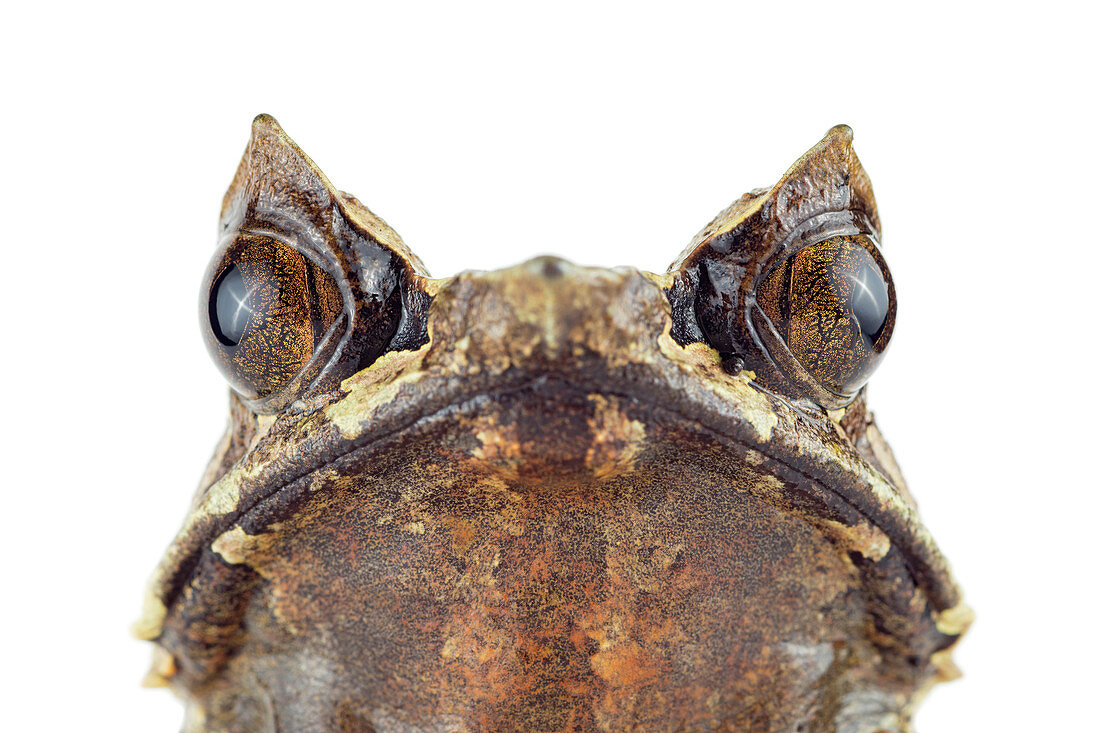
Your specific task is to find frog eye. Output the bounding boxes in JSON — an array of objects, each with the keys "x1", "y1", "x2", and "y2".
[
  {"x1": 202, "y1": 233, "x2": 344, "y2": 401},
  {"x1": 755, "y1": 234, "x2": 895, "y2": 397}
]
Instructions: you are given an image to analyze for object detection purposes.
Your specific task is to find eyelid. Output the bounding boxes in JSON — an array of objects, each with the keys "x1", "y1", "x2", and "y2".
[
  {"x1": 753, "y1": 211, "x2": 871, "y2": 289},
  {"x1": 237, "y1": 226, "x2": 341, "y2": 274}
]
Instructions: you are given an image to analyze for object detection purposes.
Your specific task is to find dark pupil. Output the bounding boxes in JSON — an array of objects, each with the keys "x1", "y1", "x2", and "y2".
[
  {"x1": 210, "y1": 265, "x2": 252, "y2": 347},
  {"x1": 845, "y1": 259, "x2": 889, "y2": 349}
]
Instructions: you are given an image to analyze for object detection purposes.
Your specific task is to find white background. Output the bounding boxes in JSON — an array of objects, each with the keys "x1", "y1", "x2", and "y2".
[{"x1": 3, "y1": 2, "x2": 1096, "y2": 731}]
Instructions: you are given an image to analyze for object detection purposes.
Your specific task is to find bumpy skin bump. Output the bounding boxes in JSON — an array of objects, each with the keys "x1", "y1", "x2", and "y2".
[{"x1": 141, "y1": 119, "x2": 968, "y2": 732}]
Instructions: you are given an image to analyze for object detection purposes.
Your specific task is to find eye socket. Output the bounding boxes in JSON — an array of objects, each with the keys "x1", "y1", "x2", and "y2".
[
  {"x1": 202, "y1": 234, "x2": 343, "y2": 401},
  {"x1": 756, "y1": 234, "x2": 895, "y2": 397}
]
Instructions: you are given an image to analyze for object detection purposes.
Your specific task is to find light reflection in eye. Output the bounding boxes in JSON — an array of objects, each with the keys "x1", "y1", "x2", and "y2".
[
  {"x1": 844, "y1": 260, "x2": 889, "y2": 349},
  {"x1": 211, "y1": 265, "x2": 256, "y2": 347}
]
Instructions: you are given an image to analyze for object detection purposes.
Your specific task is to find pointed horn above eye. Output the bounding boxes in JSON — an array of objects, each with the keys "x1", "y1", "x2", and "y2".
[
  {"x1": 218, "y1": 115, "x2": 429, "y2": 278},
  {"x1": 670, "y1": 124, "x2": 880, "y2": 272},
  {"x1": 770, "y1": 124, "x2": 879, "y2": 239},
  {"x1": 219, "y1": 114, "x2": 338, "y2": 232}
]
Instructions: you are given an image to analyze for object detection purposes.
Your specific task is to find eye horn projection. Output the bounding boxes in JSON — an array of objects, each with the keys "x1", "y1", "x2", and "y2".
[
  {"x1": 669, "y1": 124, "x2": 894, "y2": 408},
  {"x1": 199, "y1": 115, "x2": 431, "y2": 414},
  {"x1": 143, "y1": 116, "x2": 967, "y2": 733},
  {"x1": 201, "y1": 118, "x2": 895, "y2": 413}
]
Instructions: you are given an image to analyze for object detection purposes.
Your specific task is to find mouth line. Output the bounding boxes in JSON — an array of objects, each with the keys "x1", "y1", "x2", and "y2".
[{"x1": 157, "y1": 366, "x2": 960, "y2": 625}]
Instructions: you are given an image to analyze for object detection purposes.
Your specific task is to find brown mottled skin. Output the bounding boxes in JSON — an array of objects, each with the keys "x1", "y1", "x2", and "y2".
[{"x1": 138, "y1": 117, "x2": 969, "y2": 732}]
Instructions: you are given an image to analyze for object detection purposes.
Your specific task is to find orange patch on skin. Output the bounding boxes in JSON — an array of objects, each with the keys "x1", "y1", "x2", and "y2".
[
  {"x1": 439, "y1": 606, "x2": 516, "y2": 703},
  {"x1": 590, "y1": 640, "x2": 661, "y2": 688},
  {"x1": 447, "y1": 518, "x2": 475, "y2": 557}
]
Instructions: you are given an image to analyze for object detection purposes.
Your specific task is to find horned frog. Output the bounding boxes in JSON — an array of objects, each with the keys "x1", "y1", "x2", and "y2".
[{"x1": 137, "y1": 116, "x2": 969, "y2": 732}]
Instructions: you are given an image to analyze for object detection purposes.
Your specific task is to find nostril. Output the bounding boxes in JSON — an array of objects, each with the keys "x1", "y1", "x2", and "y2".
[
  {"x1": 526, "y1": 256, "x2": 568, "y2": 280},
  {"x1": 536, "y1": 258, "x2": 563, "y2": 278},
  {"x1": 539, "y1": 258, "x2": 563, "y2": 278}
]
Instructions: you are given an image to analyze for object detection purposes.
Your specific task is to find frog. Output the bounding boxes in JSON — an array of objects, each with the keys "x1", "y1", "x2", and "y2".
[{"x1": 137, "y1": 115, "x2": 969, "y2": 732}]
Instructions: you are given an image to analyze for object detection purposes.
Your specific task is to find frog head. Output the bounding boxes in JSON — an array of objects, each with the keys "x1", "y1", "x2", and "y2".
[{"x1": 139, "y1": 115, "x2": 968, "y2": 732}]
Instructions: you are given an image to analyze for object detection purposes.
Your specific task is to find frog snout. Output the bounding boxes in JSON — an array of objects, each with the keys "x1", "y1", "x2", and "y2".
[{"x1": 425, "y1": 256, "x2": 669, "y2": 369}]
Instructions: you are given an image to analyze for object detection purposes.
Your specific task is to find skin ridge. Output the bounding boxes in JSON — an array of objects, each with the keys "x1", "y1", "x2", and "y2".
[{"x1": 159, "y1": 368, "x2": 959, "y2": 629}]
